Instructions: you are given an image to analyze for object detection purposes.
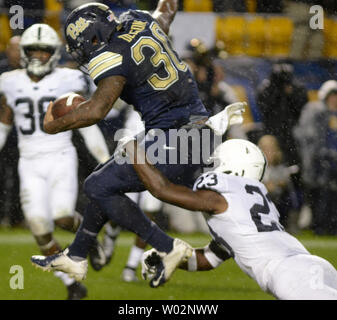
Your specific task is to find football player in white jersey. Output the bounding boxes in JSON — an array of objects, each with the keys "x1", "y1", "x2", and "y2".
[
  {"x1": 0, "y1": 24, "x2": 110, "y2": 299},
  {"x1": 124, "y1": 138, "x2": 337, "y2": 299}
]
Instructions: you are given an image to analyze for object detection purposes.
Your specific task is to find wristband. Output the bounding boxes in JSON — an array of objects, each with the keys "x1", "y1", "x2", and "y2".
[{"x1": 187, "y1": 249, "x2": 197, "y2": 271}]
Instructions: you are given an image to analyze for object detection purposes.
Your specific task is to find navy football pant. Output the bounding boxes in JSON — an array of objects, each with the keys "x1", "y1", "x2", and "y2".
[{"x1": 69, "y1": 128, "x2": 212, "y2": 257}]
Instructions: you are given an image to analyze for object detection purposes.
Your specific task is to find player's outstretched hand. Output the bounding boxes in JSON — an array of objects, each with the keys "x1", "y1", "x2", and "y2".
[
  {"x1": 141, "y1": 249, "x2": 158, "y2": 281},
  {"x1": 205, "y1": 101, "x2": 246, "y2": 136},
  {"x1": 226, "y1": 101, "x2": 247, "y2": 126},
  {"x1": 141, "y1": 249, "x2": 165, "y2": 288},
  {"x1": 141, "y1": 239, "x2": 193, "y2": 288}
]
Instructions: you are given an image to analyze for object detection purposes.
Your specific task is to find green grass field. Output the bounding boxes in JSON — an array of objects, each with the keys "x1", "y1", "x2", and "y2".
[{"x1": 0, "y1": 227, "x2": 336, "y2": 300}]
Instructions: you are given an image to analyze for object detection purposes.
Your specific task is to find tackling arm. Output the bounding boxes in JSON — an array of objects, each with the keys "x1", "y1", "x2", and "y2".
[
  {"x1": 43, "y1": 75, "x2": 126, "y2": 134},
  {"x1": 0, "y1": 94, "x2": 13, "y2": 150},
  {"x1": 179, "y1": 240, "x2": 232, "y2": 271},
  {"x1": 125, "y1": 140, "x2": 228, "y2": 214},
  {"x1": 141, "y1": 239, "x2": 231, "y2": 282},
  {"x1": 152, "y1": 0, "x2": 178, "y2": 35}
]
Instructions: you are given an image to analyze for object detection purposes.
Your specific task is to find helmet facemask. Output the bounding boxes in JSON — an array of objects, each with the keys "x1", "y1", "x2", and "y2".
[
  {"x1": 64, "y1": 3, "x2": 119, "y2": 72},
  {"x1": 22, "y1": 45, "x2": 60, "y2": 77},
  {"x1": 20, "y1": 24, "x2": 61, "y2": 77}
]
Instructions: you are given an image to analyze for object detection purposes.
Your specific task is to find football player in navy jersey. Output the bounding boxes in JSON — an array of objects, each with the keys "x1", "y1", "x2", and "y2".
[{"x1": 31, "y1": 1, "x2": 219, "y2": 282}]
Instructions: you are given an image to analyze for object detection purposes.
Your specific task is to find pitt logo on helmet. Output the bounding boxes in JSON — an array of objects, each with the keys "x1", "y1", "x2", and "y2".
[{"x1": 66, "y1": 17, "x2": 90, "y2": 40}]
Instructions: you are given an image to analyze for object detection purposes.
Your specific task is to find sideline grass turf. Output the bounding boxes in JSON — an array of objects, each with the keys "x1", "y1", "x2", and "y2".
[{"x1": 0, "y1": 227, "x2": 336, "y2": 300}]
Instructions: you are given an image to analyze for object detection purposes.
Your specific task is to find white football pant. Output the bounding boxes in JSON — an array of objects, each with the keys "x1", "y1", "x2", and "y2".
[
  {"x1": 18, "y1": 146, "x2": 78, "y2": 236},
  {"x1": 268, "y1": 254, "x2": 337, "y2": 300}
]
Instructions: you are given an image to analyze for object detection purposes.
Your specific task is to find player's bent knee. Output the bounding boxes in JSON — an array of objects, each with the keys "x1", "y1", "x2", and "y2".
[
  {"x1": 84, "y1": 174, "x2": 101, "y2": 199},
  {"x1": 53, "y1": 207, "x2": 73, "y2": 220},
  {"x1": 84, "y1": 171, "x2": 118, "y2": 199}
]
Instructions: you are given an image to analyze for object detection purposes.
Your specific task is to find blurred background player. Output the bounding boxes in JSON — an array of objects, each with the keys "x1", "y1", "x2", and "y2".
[{"x1": 0, "y1": 23, "x2": 110, "y2": 299}]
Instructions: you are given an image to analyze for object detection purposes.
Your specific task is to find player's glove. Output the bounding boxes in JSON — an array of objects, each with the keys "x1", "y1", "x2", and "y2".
[
  {"x1": 205, "y1": 101, "x2": 246, "y2": 136},
  {"x1": 141, "y1": 239, "x2": 193, "y2": 288},
  {"x1": 114, "y1": 130, "x2": 136, "y2": 158},
  {"x1": 141, "y1": 249, "x2": 162, "y2": 285}
]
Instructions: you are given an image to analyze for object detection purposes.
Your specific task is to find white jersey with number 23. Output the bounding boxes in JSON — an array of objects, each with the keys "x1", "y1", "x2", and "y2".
[{"x1": 193, "y1": 172, "x2": 337, "y2": 299}]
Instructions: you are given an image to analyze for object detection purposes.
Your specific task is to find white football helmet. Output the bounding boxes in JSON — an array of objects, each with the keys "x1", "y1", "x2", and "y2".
[
  {"x1": 210, "y1": 139, "x2": 267, "y2": 181},
  {"x1": 20, "y1": 24, "x2": 62, "y2": 77}
]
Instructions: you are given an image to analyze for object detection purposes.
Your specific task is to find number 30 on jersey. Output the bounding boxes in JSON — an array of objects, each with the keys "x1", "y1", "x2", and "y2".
[{"x1": 131, "y1": 22, "x2": 187, "y2": 90}]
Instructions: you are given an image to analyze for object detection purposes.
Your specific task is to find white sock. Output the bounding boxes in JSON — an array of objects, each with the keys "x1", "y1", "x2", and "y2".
[
  {"x1": 54, "y1": 271, "x2": 75, "y2": 286},
  {"x1": 126, "y1": 245, "x2": 145, "y2": 269},
  {"x1": 105, "y1": 223, "x2": 122, "y2": 238}
]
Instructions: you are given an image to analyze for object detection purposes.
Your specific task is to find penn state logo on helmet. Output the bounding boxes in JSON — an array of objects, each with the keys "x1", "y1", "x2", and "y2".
[{"x1": 64, "y1": 2, "x2": 119, "y2": 67}]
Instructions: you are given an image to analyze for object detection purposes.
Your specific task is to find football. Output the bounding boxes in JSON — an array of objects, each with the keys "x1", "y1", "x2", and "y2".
[{"x1": 51, "y1": 92, "x2": 86, "y2": 119}]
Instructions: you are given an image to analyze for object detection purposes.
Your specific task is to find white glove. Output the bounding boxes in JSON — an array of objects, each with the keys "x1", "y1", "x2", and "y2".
[
  {"x1": 114, "y1": 130, "x2": 136, "y2": 158},
  {"x1": 205, "y1": 101, "x2": 247, "y2": 136},
  {"x1": 141, "y1": 249, "x2": 158, "y2": 281},
  {"x1": 141, "y1": 248, "x2": 170, "y2": 287}
]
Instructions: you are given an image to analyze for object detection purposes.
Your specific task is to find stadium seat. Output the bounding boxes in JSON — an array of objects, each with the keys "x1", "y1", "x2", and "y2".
[
  {"x1": 216, "y1": 16, "x2": 246, "y2": 55},
  {"x1": 264, "y1": 16, "x2": 293, "y2": 57},
  {"x1": 183, "y1": 0, "x2": 213, "y2": 12},
  {"x1": 0, "y1": 15, "x2": 12, "y2": 52},
  {"x1": 43, "y1": 0, "x2": 63, "y2": 38},
  {"x1": 323, "y1": 18, "x2": 337, "y2": 58},
  {"x1": 246, "y1": 0, "x2": 257, "y2": 13},
  {"x1": 245, "y1": 16, "x2": 265, "y2": 57}
]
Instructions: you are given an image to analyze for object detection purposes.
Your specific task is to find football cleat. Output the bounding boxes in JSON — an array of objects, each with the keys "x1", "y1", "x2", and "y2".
[
  {"x1": 141, "y1": 238, "x2": 193, "y2": 288},
  {"x1": 88, "y1": 239, "x2": 107, "y2": 271},
  {"x1": 122, "y1": 266, "x2": 138, "y2": 282},
  {"x1": 67, "y1": 282, "x2": 88, "y2": 300},
  {"x1": 31, "y1": 248, "x2": 88, "y2": 282}
]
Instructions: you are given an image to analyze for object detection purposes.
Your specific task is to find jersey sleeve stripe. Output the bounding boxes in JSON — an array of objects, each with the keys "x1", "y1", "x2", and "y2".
[
  {"x1": 88, "y1": 54, "x2": 122, "y2": 75},
  {"x1": 89, "y1": 56, "x2": 123, "y2": 80},
  {"x1": 88, "y1": 52, "x2": 121, "y2": 71}
]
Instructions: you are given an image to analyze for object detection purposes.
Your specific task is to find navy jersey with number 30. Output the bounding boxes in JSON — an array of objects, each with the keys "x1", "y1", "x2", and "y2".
[{"x1": 88, "y1": 10, "x2": 209, "y2": 130}]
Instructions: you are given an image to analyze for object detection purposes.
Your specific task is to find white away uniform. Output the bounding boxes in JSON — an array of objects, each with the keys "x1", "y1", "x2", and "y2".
[
  {"x1": 0, "y1": 68, "x2": 109, "y2": 236},
  {"x1": 194, "y1": 171, "x2": 337, "y2": 300}
]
